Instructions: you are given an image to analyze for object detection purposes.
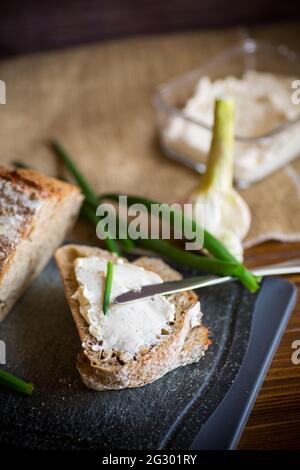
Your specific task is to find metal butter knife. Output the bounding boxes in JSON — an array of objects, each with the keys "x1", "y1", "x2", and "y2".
[{"x1": 113, "y1": 258, "x2": 300, "y2": 305}]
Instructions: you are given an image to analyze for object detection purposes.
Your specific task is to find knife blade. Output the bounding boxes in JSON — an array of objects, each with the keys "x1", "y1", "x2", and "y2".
[{"x1": 113, "y1": 258, "x2": 300, "y2": 305}]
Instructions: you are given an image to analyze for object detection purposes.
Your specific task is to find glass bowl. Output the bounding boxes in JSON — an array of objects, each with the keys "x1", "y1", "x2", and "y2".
[{"x1": 154, "y1": 38, "x2": 300, "y2": 187}]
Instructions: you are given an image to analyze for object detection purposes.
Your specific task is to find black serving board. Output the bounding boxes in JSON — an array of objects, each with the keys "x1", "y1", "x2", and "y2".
[{"x1": 0, "y1": 255, "x2": 297, "y2": 450}]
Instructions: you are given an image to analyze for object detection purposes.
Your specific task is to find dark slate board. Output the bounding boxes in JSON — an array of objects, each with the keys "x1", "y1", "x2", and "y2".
[{"x1": 0, "y1": 256, "x2": 297, "y2": 450}]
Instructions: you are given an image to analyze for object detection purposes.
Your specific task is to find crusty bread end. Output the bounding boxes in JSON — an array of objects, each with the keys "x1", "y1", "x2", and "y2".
[{"x1": 0, "y1": 167, "x2": 83, "y2": 320}]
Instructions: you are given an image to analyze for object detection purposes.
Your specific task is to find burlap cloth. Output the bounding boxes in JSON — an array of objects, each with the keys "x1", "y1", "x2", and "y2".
[{"x1": 0, "y1": 24, "x2": 299, "y2": 247}]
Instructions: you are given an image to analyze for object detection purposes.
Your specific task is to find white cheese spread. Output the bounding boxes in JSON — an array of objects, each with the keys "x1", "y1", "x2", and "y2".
[
  {"x1": 165, "y1": 71, "x2": 300, "y2": 183},
  {"x1": 73, "y1": 256, "x2": 177, "y2": 357}
]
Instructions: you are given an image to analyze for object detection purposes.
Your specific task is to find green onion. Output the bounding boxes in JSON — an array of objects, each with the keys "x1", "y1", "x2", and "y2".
[
  {"x1": 103, "y1": 261, "x2": 114, "y2": 315},
  {"x1": 0, "y1": 369, "x2": 34, "y2": 395},
  {"x1": 15, "y1": 152, "x2": 134, "y2": 253},
  {"x1": 83, "y1": 199, "x2": 135, "y2": 252},
  {"x1": 50, "y1": 139, "x2": 123, "y2": 255},
  {"x1": 84, "y1": 200, "x2": 247, "y2": 285},
  {"x1": 49, "y1": 140, "x2": 259, "y2": 292},
  {"x1": 115, "y1": 213, "x2": 135, "y2": 251},
  {"x1": 101, "y1": 193, "x2": 235, "y2": 262},
  {"x1": 51, "y1": 139, "x2": 98, "y2": 206},
  {"x1": 188, "y1": 98, "x2": 250, "y2": 263},
  {"x1": 12, "y1": 161, "x2": 33, "y2": 170},
  {"x1": 81, "y1": 202, "x2": 121, "y2": 254},
  {"x1": 101, "y1": 193, "x2": 259, "y2": 293}
]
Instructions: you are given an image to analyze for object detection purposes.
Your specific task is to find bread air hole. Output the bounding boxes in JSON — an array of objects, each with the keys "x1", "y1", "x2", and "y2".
[
  {"x1": 101, "y1": 349, "x2": 112, "y2": 360},
  {"x1": 116, "y1": 356, "x2": 125, "y2": 366},
  {"x1": 161, "y1": 328, "x2": 169, "y2": 335}
]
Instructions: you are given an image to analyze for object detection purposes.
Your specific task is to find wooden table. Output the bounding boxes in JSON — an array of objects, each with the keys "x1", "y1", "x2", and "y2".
[{"x1": 238, "y1": 241, "x2": 300, "y2": 449}]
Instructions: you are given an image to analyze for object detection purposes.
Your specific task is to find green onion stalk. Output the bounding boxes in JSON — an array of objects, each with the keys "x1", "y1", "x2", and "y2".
[
  {"x1": 100, "y1": 193, "x2": 259, "y2": 292},
  {"x1": 51, "y1": 139, "x2": 134, "y2": 255},
  {"x1": 0, "y1": 369, "x2": 34, "y2": 395},
  {"x1": 135, "y1": 237, "x2": 251, "y2": 280},
  {"x1": 50, "y1": 139, "x2": 259, "y2": 292},
  {"x1": 188, "y1": 97, "x2": 251, "y2": 262}
]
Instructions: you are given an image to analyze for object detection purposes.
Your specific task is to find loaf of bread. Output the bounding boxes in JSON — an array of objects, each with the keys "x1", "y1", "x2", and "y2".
[
  {"x1": 0, "y1": 166, "x2": 83, "y2": 321},
  {"x1": 55, "y1": 244, "x2": 211, "y2": 390}
]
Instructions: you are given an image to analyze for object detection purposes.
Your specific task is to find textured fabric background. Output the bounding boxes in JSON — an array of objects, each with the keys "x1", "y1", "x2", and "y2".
[{"x1": 0, "y1": 23, "x2": 299, "y2": 247}]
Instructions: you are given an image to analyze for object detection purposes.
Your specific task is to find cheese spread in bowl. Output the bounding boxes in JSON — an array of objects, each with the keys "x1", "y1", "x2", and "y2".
[{"x1": 155, "y1": 40, "x2": 300, "y2": 185}]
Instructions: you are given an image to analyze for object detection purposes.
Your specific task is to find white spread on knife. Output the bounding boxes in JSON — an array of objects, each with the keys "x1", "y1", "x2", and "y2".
[{"x1": 72, "y1": 256, "x2": 177, "y2": 357}]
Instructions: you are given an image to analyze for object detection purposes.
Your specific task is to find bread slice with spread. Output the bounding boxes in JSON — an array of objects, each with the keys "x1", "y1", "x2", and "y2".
[
  {"x1": 0, "y1": 166, "x2": 83, "y2": 321},
  {"x1": 55, "y1": 244, "x2": 211, "y2": 390}
]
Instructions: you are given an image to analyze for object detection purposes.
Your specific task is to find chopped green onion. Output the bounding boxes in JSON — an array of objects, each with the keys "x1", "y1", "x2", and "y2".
[
  {"x1": 103, "y1": 261, "x2": 114, "y2": 315},
  {"x1": 0, "y1": 369, "x2": 34, "y2": 395}
]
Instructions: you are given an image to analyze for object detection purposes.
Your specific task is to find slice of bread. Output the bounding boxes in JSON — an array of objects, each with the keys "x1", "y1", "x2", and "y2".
[
  {"x1": 55, "y1": 244, "x2": 211, "y2": 390},
  {"x1": 0, "y1": 166, "x2": 83, "y2": 321}
]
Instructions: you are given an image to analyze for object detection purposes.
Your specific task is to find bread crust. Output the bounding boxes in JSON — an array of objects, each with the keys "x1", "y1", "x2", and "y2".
[
  {"x1": 55, "y1": 244, "x2": 211, "y2": 390},
  {"x1": 0, "y1": 166, "x2": 79, "y2": 200},
  {"x1": 0, "y1": 166, "x2": 82, "y2": 276},
  {"x1": 0, "y1": 166, "x2": 83, "y2": 320}
]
